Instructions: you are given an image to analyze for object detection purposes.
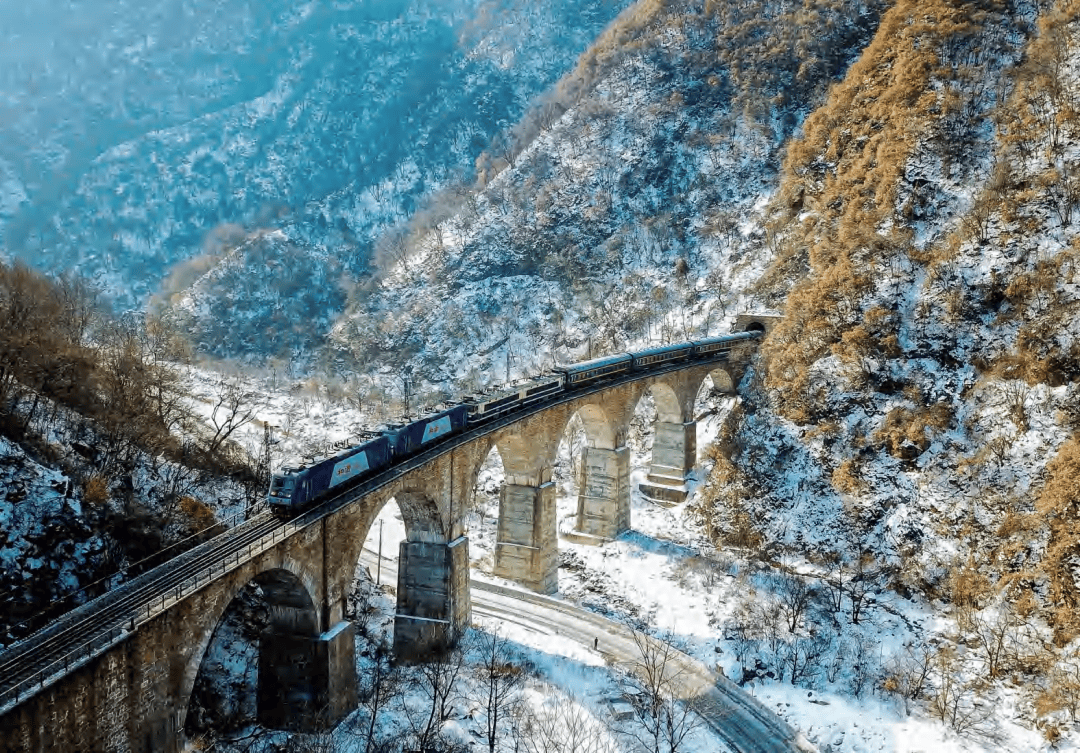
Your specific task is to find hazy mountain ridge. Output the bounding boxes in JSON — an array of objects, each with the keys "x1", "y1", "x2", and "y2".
[{"x1": 0, "y1": 0, "x2": 624, "y2": 317}]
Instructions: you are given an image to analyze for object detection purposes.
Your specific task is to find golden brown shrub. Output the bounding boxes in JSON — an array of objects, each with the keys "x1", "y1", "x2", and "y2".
[
  {"x1": 1034, "y1": 434, "x2": 1080, "y2": 643},
  {"x1": 179, "y1": 496, "x2": 217, "y2": 534},
  {"x1": 82, "y1": 475, "x2": 110, "y2": 508}
]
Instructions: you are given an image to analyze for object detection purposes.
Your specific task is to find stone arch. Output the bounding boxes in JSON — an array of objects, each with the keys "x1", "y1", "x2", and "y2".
[
  {"x1": 644, "y1": 379, "x2": 684, "y2": 424},
  {"x1": 178, "y1": 561, "x2": 320, "y2": 734},
  {"x1": 705, "y1": 367, "x2": 735, "y2": 395},
  {"x1": 569, "y1": 403, "x2": 616, "y2": 450},
  {"x1": 472, "y1": 432, "x2": 536, "y2": 488},
  {"x1": 744, "y1": 321, "x2": 766, "y2": 333},
  {"x1": 334, "y1": 484, "x2": 449, "y2": 620},
  {"x1": 394, "y1": 488, "x2": 446, "y2": 544}
]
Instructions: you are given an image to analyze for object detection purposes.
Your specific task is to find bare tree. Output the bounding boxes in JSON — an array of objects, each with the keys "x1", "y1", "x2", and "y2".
[
  {"x1": 516, "y1": 692, "x2": 618, "y2": 753},
  {"x1": 775, "y1": 570, "x2": 816, "y2": 633},
  {"x1": 205, "y1": 374, "x2": 266, "y2": 457},
  {"x1": 781, "y1": 631, "x2": 832, "y2": 687},
  {"x1": 883, "y1": 642, "x2": 935, "y2": 716},
  {"x1": 969, "y1": 602, "x2": 1018, "y2": 680},
  {"x1": 621, "y1": 629, "x2": 702, "y2": 753},
  {"x1": 358, "y1": 638, "x2": 403, "y2": 753},
  {"x1": 929, "y1": 644, "x2": 994, "y2": 737},
  {"x1": 405, "y1": 640, "x2": 469, "y2": 752},
  {"x1": 477, "y1": 627, "x2": 525, "y2": 753}
]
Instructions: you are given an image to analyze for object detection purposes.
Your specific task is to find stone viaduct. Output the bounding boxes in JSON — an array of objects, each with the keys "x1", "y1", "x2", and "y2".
[{"x1": 0, "y1": 319, "x2": 776, "y2": 753}]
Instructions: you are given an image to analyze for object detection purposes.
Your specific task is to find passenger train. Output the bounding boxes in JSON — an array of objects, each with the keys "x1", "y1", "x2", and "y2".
[{"x1": 267, "y1": 331, "x2": 760, "y2": 516}]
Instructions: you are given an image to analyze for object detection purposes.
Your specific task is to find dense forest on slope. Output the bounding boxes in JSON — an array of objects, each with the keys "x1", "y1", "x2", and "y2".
[{"x1": 0, "y1": 0, "x2": 624, "y2": 358}]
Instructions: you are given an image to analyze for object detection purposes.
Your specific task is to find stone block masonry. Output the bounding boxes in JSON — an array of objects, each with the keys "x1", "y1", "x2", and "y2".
[
  {"x1": 576, "y1": 446, "x2": 630, "y2": 540},
  {"x1": 494, "y1": 482, "x2": 557, "y2": 593},
  {"x1": 395, "y1": 538, "x2": 471, "y2": 660},
  {"x1": 258, "y1": 621, "x2": 357, "y2": 731}
]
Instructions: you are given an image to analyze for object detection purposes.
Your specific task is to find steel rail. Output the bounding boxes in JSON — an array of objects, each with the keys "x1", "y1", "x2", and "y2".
[
  {"x1": 0, "y1": 345, "x2": 753, "y2": 714},
  {"x1": 0, "y1": 516, "x2": 288, "y2": 709},
  {"x1": 0, "y1": 513, "x2": 276, "y2": 673}
]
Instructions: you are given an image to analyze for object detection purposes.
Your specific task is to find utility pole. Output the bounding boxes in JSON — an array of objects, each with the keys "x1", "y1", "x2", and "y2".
[{"x1": 401, "y1": 367, "x2": 412, "y2": 419}]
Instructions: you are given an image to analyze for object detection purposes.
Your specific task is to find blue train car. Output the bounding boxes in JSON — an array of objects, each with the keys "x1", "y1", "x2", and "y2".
[
  {"x1": 385, "y1": 404, "x2": 470, "y2": 457},
  {"x1": 690, "y1": 331, "x2": 760, "y2": 358},
  {"x1": 268, "y1": 435, "x2": 392, "y2": 516},
  {"x1": 631, "y1": 342, "x2": 694, "y2": 369},
  {"x1": 551, "y1": 353, "x2": 633, "y2": 386}
]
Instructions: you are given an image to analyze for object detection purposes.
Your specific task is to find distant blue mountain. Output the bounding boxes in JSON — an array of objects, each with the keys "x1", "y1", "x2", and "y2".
[{"x1": 0, "y1": 0, "x2": 624, "y2": 309}]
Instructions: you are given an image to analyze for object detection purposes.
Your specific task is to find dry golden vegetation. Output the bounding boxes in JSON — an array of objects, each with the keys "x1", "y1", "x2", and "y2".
[
  {"x1": 759, "y1": 0, "x2": 1020, "y2": 422},
  {"x1": 694, "y1": 0, "x2": 1080, "y2": 737}
]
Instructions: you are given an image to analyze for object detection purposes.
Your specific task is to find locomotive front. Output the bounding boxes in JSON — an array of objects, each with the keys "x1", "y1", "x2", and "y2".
[{"x1": 267, "y1": 469, "x2": 299, "y2": 514}]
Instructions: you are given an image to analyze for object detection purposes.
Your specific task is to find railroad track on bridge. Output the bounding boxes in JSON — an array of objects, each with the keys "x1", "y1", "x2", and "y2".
[
  {"x1": 0, "y1": 352, "x2": 745, "y2": 716},
  {"x1": 0, "y1": 513, "x2": 288, "y2": 709}
]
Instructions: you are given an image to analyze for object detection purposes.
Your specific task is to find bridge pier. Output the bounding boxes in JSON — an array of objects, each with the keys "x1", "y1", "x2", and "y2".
[
  {"x1": 394, "y1": 537, "x2": 471, "y2": 660},
  {"x1": 640, "y1": 421, "x2": 696, "y2": 504},
  {"x1": 493, "y1": 480, "x2": 558, "y2": 594},
  {"x1": 576, "y1": 446, "x2": 630, "y2": 539},
  {"x1": 257, "y1": 621, "x2": 357, "y2": 732}
]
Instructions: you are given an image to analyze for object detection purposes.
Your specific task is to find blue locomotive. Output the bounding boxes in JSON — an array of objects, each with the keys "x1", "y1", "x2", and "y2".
[{"x1": 267, "y1": 331, "x2": 759, "y2": 516}]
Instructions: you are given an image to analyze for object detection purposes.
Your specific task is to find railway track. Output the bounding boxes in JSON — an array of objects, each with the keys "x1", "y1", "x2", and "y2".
[{"x1": 0, "y1": 513, "x2": 287, "y2": 710}]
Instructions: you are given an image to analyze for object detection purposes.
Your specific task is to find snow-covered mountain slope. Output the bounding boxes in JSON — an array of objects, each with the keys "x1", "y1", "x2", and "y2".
[
  {"x1": 329, "y1": 0, "x2": 887, "y2": 396},
  {"x1": 687, "y1": 0, "x2": 1080, "y2": 747},
  {"x1": 0, "y1": 0, "x2": 624, "y2": 319}
]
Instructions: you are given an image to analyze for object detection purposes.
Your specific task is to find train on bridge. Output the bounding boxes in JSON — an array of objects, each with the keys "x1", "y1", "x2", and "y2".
[{"x1": 267, "y1": 332, "x2": 760, "y2": 516}]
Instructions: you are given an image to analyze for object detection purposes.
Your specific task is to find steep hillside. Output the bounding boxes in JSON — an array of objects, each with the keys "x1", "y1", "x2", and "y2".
[
  {"x1": 0, "y1": 0, "x2": 624, "y2": 355},
  {"x1": 692, "y1": 0, "x2": 1080, "y2": 745},
  {"x1": 330, "y1": 0, "x2": 887, "y2": 399},
  {"x1": 0, "y1": 261, "x2": 256, "y2": 648}
]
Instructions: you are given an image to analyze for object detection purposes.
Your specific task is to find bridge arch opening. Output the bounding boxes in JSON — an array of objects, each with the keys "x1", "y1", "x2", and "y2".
[
  {"x1": 348, "y1": 485, "x2": 446, "y2": 602},
  {"x1": 555, "y1": 411, "x2": 589, "y2": 542},
  {"x1": 348, "y1": 497, "x2": 406, "y2": 650},
  {"x1": 648, "y1": 380, "x2": 684, "y2": 424},
  {"x1": 553, "y1": 401, "x2": 627, "y2": 545},
  {"x1": 467, "y1": 441, "x2": 506, "y2": 567},
  {"x1": 574, "y1": 402, "x2": 617, "y2": 450},
  {"x1": 691, "y1": 371, "x2": 740, "y2": 452},
  {"x1": 182, "y1": 566, "x2": 319, "y2": 741},
  {"x1": 704, "y1": 367, "x2": 735, "y2": 396}
]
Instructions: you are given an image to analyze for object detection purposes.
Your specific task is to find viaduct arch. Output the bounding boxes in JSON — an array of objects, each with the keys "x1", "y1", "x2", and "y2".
[{"x1": 0, "y1": 338, "x2": 763, "y2": 752}]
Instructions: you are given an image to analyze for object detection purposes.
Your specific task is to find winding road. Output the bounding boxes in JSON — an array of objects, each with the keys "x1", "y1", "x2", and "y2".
[{"x1": 363, "y1": 551, "x2": 816, "y2": 753}]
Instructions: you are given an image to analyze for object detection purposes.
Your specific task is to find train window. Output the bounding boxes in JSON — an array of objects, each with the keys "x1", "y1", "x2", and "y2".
[{"x1": 270, "y1": 475, "x2": 295, "y2": 497}]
